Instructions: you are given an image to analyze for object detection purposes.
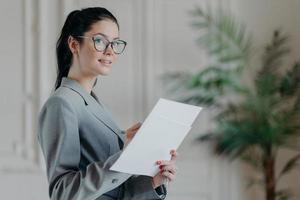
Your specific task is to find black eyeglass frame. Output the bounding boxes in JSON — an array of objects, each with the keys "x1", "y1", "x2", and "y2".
[{"x1": 75, "y1": 35, "x2": 127, "y2": 54}]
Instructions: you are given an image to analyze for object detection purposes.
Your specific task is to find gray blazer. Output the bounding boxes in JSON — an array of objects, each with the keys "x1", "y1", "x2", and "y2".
[{"x1": 38, "y1": 77, "x2": 166, "y2": 200}]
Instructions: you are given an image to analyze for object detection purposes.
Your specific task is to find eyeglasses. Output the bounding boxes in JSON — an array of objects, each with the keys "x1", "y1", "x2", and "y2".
[{"x1": 76, "y1": 34, "x2": 127, "y2": 54}]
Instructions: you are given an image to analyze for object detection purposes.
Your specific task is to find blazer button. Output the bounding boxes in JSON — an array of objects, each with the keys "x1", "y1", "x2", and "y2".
[{"x1": 112, "y1": 178, "x2": 118, "y2": 184}]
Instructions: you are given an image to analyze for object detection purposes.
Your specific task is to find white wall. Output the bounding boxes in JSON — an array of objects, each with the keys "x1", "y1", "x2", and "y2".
[
  {"x1": 0, "y1": 0, "x2": 49, "y2": 199},
  {"x1": 0, "y1": 0, "x2": 299, "y2": 200}
]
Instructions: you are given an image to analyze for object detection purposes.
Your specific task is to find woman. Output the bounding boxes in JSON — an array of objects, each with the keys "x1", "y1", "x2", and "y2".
[{"x1": 38, "y1": 7, "x2": 178, "y2": 200}]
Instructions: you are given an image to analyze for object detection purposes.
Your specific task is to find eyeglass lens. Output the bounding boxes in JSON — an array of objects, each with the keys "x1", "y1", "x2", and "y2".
[{"x1": 93, "y1": 35, "x2": 126, "y2": 54}]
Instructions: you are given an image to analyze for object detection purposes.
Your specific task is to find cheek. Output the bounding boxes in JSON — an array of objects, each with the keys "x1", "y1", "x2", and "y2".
[{"x1": 82, "y1": 49, "x2": 98, "y2": 63}]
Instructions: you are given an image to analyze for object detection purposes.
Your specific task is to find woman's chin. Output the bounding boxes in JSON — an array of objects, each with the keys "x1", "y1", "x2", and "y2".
[
  {"x1": 97, "y1": 65, "x2": 112, "y2": 75},
  {"x1": 98, "y1": 69, "x2": 111, "y2": 76}
]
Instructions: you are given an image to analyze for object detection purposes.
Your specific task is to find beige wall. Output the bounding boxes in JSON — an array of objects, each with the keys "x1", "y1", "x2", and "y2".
[{"x1": 0, "y1": 0, "x2": 299, "y2": 199}]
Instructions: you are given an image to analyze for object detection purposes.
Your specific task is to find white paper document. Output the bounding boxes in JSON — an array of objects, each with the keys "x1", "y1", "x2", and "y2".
[{"x1": 110, "y1": 98, "x2": 202, "y2": 176}]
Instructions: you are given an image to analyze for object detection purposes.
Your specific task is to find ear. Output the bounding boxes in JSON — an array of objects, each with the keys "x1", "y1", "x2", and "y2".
[{"x1": 68, "y1": 35, "x2": 79, "y2": 54}]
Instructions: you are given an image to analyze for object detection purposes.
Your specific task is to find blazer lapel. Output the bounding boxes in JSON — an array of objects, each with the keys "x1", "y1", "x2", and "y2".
[
  {"x1": 61, "y1": 77, "x2": 125, "y2": 143},
  {"x1": 87, "y1": 100, "x2": 125, "y2": 143}
]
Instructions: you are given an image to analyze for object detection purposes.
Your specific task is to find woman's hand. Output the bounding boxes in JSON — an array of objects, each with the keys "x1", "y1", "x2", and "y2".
[
  {"x1": 152, "y1": 150, "x2": 178, "y2": 188},
  {"x1": 124, "y1": 122, "x2": 142, "y2": 148}
]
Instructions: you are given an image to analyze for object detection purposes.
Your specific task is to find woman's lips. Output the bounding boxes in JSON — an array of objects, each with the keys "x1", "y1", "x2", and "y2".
[{"x1": 98, "y1": 59, "x2": 112, "y2": 65}]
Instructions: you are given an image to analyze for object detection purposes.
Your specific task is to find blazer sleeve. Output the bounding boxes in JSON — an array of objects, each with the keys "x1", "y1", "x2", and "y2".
[
  {"x1": 38, "y1": 96, "x2": 131, "y2": 200},
  {"x1": 122, "y1": 175, "x2": 167, "y2": 200}
]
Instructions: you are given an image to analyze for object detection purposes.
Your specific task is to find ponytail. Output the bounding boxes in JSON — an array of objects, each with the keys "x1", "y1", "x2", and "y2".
[{"x1": 55, "y1": 10, "x2": 80, "y2": 90}]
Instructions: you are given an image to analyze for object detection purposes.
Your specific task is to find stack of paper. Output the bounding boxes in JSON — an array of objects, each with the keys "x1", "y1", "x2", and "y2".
[{"x1": 110, "y1": 98, "x2": 202, "y2": 176}]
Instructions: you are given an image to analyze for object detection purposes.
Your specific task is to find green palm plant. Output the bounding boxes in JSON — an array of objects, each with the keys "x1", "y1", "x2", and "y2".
[{"x1": 164, "y1": 6, "x2": 300, "y2": 200}]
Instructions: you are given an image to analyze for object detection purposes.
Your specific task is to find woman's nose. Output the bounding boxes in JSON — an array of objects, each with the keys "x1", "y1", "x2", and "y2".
[{"x1": 103, "y1": 44, "x2": 114, "y2": 55}]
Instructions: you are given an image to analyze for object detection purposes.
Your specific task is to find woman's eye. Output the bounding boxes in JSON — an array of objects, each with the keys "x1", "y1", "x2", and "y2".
[
  {"x1": 111, "y1": 41, "x2": 118, "y2": 46},
  {"x1": 112, "y1": 41, "x2": 122, "y2": 47},
  {"x1": 94, "y1": 38, "x2": 104, "y2": 44}
]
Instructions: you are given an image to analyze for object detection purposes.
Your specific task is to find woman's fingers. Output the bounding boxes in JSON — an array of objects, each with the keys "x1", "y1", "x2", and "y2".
[
  {"x1": 153, "y1": 150, "x2": 179, "y2": 186},
  {"x1": 126, "y1": 131, "x2": 136, "y2": 139},
  {"x1": 170, "y1": 149, "x2": 178, "y2": 161},
  {"x1": 157, "y1": 160, "x2": 172, "y2": 166},
  {"x1": 157, "y1": 149, "x2": 178, "y2": 176},
  {"x1": 160, "y1": 164, "x2": 177, "y2": 174},
  {"x1": 126, "y1": 122, "x2": 142, "y2": 139},
  {"x1": 156, "y1": 150, "x2": 178, "y2": 166},
  {"x1": 160, "y1": 170, "x2": 175, "y2": 182},
  {"x1": 129, "y1": 122, "x2": 142, "y2": 131}
]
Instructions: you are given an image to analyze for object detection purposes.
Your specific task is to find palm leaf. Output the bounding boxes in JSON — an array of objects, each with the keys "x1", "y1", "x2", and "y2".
[
  {"x1": 190, "y1": 6, "x2": 252, "y2": 69},
  {"x1": 278, "y1": 153, "x2": 300, "y2": 179},
  {"x1": 276, "y1": 189, "x2": 293, "y2": 200}
]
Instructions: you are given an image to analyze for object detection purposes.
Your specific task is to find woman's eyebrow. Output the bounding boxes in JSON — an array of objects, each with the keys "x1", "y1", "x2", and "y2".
[{"x1": 93, "y1": 32, "x2": 120, "y2": 40}]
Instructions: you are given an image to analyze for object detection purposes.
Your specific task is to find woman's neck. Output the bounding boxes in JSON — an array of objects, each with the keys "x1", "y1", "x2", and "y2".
[{"x1": 68, "y1": 70, "x2": 96, "y2": 94}]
